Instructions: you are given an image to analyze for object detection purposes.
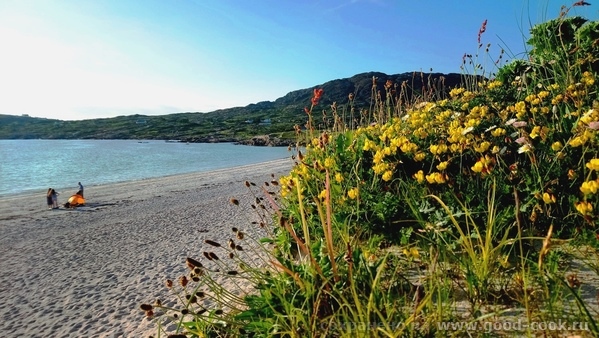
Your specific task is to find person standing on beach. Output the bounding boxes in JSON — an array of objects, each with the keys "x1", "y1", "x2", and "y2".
[
  {"x1": 46, "y1": 188, "x2": 53, "y2": 209},
  {"x1": 51, "y1": 189, "x2": 59, "y2": 209},
  {"x1": 77, "y1": 182, "x2": 84, "y2": 197}
]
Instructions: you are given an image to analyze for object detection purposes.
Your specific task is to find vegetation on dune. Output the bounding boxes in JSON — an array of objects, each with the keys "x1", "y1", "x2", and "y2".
[{"x1": 141, "y1": 3, "x2": 599, "y2": 337}]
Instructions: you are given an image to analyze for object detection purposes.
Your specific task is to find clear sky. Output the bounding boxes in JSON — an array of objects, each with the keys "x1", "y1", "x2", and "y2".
[{"x1": 0, "y1": 0, "x2": 596, "y2": 120}]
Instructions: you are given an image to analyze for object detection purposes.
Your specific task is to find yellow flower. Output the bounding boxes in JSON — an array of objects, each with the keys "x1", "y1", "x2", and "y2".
[
  {"x1": 450, "y1": 87, "x2": 465, "y2": 97},
  {"x1": 474, "y1": 141, "x2": 491, "y2": 153},
  {"x1": 347, "y1": 187, "x2": 359, "y2": 200},
  {"x1": 413, "y1": 170, "x2": 425, "y2": 183},
  {"x1": 414, "y1": 152, "x2": 426, "y2": 162},
  {"x1": 575, "y1": 201, "x2": 593, "y2": 215},
  {"x1": 335, "y1": 173, "x2": 344, "y2": 183},
  {"x1": 318, "y1": 189, "x2": 328, "y2": 200},
  {"x1": 551, "y1": 141, "x2": 563, "y2": 151},
  {"x1": 472, "y1": 160, "x2": 484, "y2": 173},
  {"x1": 382, "y1": 170, "x2": 393, "y2": 182},
  {"x1": 542, "y1": 192, "x2": 556, "y2": 204},
  {"x1": 425, "y1": 172, "x2": 446, "y2": 184},
  {"x1": 491, "y1": 128, "x2": 506, "y2": 137},
  {"x1": 586, "y1": 159, "x2": 599, "y2": 171},
  {"x1": 324, "y1": 157, "x2": 335, "y2": 169},
  {"x1": 518, "y1": 144, "x2": 532, "y2": 154},
  {"x1": 530, "y1": 126, "x2": 541, "y2": 139},
  {"x1": 580, "y1": 180, "x2": 599, "y2": 195},
  {"x1": 569, "y1": 136, "x2": 585, "y2": 147},
  {"x1": 436, "y1": 161, "x2": 448, "y2": 171},
  {"x1": 363, "y1": 139, "x2": 376, "y2": 151},
  {"x1": 403, "y1": 247, "x2": 420, "y2": 259}
]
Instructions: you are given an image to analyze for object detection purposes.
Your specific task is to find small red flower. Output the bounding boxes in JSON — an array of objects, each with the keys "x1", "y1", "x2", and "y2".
[
  {"x1": 311, "y1": 88, "x2": 324, "y2": 106},
  {"x1": 314, "y1": 88, "x2": 324, "y2": 99},
  {"x1": 478, "y1": 19, "x2": 488, "y2": 44}
]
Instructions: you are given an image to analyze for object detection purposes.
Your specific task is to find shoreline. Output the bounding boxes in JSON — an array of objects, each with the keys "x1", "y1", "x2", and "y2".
[{"x1": 0, "y1": 158, "x2": 293, "y2": 337}]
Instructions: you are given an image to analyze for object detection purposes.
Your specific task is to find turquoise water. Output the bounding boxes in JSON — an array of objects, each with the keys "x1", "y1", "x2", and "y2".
[{"x1": 0, "y1": 140, "x2": 291, "y2": 196}]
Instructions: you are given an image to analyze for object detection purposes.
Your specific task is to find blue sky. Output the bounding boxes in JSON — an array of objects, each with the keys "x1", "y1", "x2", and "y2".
[{"x1": 0, "y1": 0, "x2": 596, "y2": 120}]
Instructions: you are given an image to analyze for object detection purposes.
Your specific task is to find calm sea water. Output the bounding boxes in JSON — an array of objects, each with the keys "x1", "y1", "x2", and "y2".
[{"x1": 0, "y1": 140, "x2": 291, "y2": 196}]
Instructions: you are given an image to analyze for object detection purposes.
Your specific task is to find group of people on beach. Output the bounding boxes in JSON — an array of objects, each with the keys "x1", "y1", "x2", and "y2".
[{"x1": 46, "y1": 182, "x2": 84, "y2": 210}]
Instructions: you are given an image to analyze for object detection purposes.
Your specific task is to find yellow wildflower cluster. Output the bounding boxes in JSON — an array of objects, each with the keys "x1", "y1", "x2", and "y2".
[
  {"x1": 575, "y1": 201, "x2": 593, "y2": 216},
  {"x1": 425, "y1": 172, "x2": 447, "y2": 184},
  {"x1": 582, "y1": 71, "x2": 595, "y2": 86},
  {"x1": 542, "y1": 192, "x2": 556, "y2": 204},
  {"x1": 471, "y1": 155, "x2": 495, "y2": 174},
  {"x1": 587, "y1": 159, "x2": 599, "y2": 171},
  {"x1": 580, "y1": 180, "x2": 599, "y2": 195},
  {"x1": 347, "y1": 187, "x2": 359, "y2": 200}
]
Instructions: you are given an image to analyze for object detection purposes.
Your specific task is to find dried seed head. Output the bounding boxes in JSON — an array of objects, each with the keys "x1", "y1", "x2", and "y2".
[
  {"x1": 236, "y1": 231, "x2": 245, "y2": 240},
  {"x1": 145, "y1": 310, "x2": 154, "y2": 318},
  {"x1": 204, "y1": 239, "x2": 222, "y2": 247},
  {"x1": 186, "y1": 295, "x2": 197, "y2": 303},
  {"x1": 227, "y1": 271, "x2": 239, "y2": 276},
  {"x1": 229, "y1": 252, "x2": 235, "y2": 259},
  {"x1": 181, "y1": 309, "x2": 189, "y2": 315},
  {"x1": 154, "y1": 299, "x2": 162, "y2": 306},
  {"x1": 165, "y1": 279, "x2": 173, "y2": 288},
  {"x1": 250, "y1": 182, "x2": 256, "y2": 186},
  {"x1": 203, "y1": 252, "x2": 213, "y2": 261},
  {"x1": 259, "y1": 222, "x2": 265, "y2": 228},
  {"x1": 264, "y1": 181, "x2": 270, "y2": 187},
  {"x1": 191, "y1": 276, "x2": 200, "y2": 282},
  {"x1": 245, "y1": 180, "x2": 251, "y2": 187},
  {"x1": 270, "y1": 180, "x2": 279, "y2": 186},
  {"x1": 186, "y1": 257, "x2": 203, "y2": 269},
  {"x1": 193, "y1": 267, "x2": 202, "y2": 275},
  {"x1": 140, "y1": 304, "x2": 153, "y2": 311},
  {"x1": 231, "y1": 227, "x2": 238, "y2": 233},
  {"x1": 196, "y1": 291, "x2": 205, "y2": 298},
  {"x1": 179, "y1": 276, "x2": 189, "y2": 287},
  {"x1": 214, "y1": 309, "x2": 224, "y2": 315},
  {"x1": 230, "y1": 198, "x2": 239, "y2": 206},
  {"x1": 235, "y1": 245, "x2": 243, "y2": 251},
  {"x1": 228, "y1": 239, "x2": 236, "y2": 250},
  {"x1": 209, "y1": 252, "x2": 220, "y2": 260}
]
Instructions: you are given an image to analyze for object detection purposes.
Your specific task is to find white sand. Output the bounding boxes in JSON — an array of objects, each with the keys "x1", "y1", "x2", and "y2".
[{"x1": 0, "y1": 158, "x2": 293, "y2": 338}]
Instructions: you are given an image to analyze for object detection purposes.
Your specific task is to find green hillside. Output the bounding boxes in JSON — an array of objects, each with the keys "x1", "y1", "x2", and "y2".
[{"x1": 0, "y1": 71, "x2": 463, "y2": 143}]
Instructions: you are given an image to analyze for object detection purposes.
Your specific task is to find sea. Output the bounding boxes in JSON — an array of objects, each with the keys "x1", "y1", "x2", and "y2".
[{"x1": 0, "y1": 139, "x2": 293, "y2": 197}]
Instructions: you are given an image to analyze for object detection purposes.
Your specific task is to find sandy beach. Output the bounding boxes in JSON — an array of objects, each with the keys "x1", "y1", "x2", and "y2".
[{"x1": 0, "y1": 158, "x2": 293, "y2": 338}]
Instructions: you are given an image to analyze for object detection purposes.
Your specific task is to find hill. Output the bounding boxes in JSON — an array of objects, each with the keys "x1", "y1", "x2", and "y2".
[{"x1": 0, "y1": 71, "x2": 464, "y2": 144}]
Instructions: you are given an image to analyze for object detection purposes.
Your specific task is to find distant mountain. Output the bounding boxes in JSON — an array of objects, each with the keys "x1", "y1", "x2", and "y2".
[{"x1": 0, "y1": 71, "x2": 464, "y2": 143}]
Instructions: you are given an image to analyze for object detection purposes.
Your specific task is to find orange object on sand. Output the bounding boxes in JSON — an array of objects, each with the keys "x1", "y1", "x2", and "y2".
[{"x1": 67, "y1": 194, "x2": 86, "y2": 207}]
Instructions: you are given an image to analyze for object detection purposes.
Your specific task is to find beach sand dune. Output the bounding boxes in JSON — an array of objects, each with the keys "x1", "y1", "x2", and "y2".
[{"x1": 0, "y1": 158, "x2": 293, "y2": 338}]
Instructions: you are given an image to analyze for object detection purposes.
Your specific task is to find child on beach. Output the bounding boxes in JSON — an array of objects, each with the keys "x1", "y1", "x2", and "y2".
[
  {"x1": 46, "y1": 188, "x2": 53, "y2": 209},
  {"x1": 51, "y1": 189, "x2": 59, "y2": 209}
]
